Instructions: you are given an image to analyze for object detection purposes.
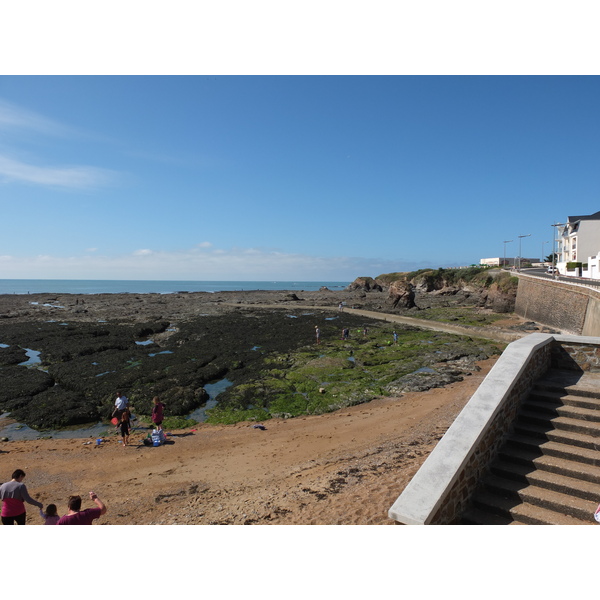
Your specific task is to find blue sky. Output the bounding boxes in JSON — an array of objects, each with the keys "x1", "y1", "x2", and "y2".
[{"x1": 1, "y1": 75, "x2": 599, "y2": 281}]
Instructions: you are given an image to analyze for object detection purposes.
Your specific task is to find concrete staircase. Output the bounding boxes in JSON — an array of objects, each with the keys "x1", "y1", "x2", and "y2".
[{"x1": 461, "y1": 370, "x2": 600, "y2": 525}]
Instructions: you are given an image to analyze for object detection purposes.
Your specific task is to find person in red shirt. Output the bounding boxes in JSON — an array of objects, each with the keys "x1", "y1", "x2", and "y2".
[
  {"x1": 57, "y1": 491, "x2": 107, "y2": 525},
  {"x1": 151, "y1": 396, "x2": 165, "y2": 432}
]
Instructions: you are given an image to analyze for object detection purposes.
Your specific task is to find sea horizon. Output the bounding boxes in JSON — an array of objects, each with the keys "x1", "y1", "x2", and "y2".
[{"x1": 0, "y1": 279, "x2": 351, "y2": 295}]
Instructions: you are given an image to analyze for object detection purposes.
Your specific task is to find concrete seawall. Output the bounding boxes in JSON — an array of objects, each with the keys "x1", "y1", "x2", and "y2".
[{"x1": 514, "y1": 274, "x2": 600, "y2": 336}]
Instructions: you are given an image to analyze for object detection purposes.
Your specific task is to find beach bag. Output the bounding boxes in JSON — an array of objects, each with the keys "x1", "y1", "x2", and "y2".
[
  {"x1": 594, "y1": 504, "x2": 600, "y2": 523},
  {"x1": 151, "y1": 429, "x2": 167, "y2": 446}
]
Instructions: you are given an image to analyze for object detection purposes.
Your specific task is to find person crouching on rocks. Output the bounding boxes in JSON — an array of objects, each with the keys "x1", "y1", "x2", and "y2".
[{"x1": 151, "y1": 396, "x2": 165, "y2": 432}]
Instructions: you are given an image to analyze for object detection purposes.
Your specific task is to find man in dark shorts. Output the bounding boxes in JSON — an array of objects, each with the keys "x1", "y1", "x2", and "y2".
[{"x1": 57, "y1": 491, "x2": 107, "y2": 525}]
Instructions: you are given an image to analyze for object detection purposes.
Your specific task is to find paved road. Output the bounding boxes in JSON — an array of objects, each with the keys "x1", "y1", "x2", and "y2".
[{"x1": 517, "y1": 268, "x2": 600, "y2": 288}]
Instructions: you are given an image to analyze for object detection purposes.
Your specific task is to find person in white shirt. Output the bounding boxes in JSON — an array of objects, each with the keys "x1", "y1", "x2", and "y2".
[{"x1": 112, "y1": 391, "x2": 129, "y2": 428}]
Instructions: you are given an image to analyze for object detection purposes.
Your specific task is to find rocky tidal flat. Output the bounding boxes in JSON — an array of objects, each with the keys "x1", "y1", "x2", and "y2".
[{"x1": 0, "y1": 285, "x2": 511, "y2": 433}]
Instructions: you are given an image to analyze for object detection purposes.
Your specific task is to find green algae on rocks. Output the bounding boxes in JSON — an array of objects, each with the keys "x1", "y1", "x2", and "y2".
[{"x1": 205, "y1": 323, "x2": 502, "y2": 424}]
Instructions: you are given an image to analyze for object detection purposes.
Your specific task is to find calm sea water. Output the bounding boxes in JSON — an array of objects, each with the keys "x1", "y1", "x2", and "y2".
[{"x1": 0, "y1": 279, "x2": 350, "y2": 295}]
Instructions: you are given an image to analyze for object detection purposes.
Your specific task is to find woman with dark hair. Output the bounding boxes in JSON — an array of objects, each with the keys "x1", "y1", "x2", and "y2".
[{"x1": 0, "y1": 469, "x2": 43, "y2": 525}]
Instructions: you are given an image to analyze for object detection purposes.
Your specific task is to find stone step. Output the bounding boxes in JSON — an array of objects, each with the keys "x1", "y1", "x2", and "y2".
[
  {"x1": 498, "y1": 445, "x2": 600, "y2": 484},
  {"x1": 529, "y1": 388, "x2": 600, "y2": 411},
  {"x1": 489, "y1": 460, "x2": 600, "y2": 502},
  {"x1": 513, "y1": 420, "x2": 600, "y2": 451},
  {"x1": 534, "y1": 378, "x2": 600, "y2": 400},
  {"x1": 517, "y1": 410, "x2": 600, "y2": 437},
  {"x1": 482, "y1": 474, "x2": 598, "y2": 521},
  {"x1": 521, "y1": 398, "x2": 600, "y2": 423},
  {"x1": 470, "y1": 489, "x2": 592, "y2": 524},
  {"x1": 505, "y1": 433, "x2": 600, "y2": 466},
  {"x1": 460, "y1": 506, "x2": 522, "y2": 525}
]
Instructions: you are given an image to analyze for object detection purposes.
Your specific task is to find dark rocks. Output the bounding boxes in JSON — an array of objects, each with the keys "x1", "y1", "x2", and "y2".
[
  {"x1": 346, "y1": 277, "x2": 384, "y2": 292},
  {"x1": 388, "y1": 280, "x2": 416, "y2": 309}
]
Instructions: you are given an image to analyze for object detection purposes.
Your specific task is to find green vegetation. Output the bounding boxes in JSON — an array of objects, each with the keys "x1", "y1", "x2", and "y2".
[
  {"x1": 377, "y1": 266, "x2": 496, "y2": 288},
  {"x1": 414, "y1": 306, "x2": 507, "y2": 326},
  {"x1": 205, "y1": 324, "x2": 501, "y2": 424}
]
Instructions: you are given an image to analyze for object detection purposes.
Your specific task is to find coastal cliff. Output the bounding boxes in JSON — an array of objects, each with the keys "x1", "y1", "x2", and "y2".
[{"x1": 348, "y1": 267, "x2": 518, "y2": 314}]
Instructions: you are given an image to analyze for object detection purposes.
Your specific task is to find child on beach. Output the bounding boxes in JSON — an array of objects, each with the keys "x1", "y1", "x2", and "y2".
[
  {"x1": 39, "y1": 503, "x2": 60, "y2": 525},
  {"x1": 120, "y1": 408, "x2": 131, "y2": 447},
  {"x1": 151, "y1": 396, "x2": 165, "y2": 431}
]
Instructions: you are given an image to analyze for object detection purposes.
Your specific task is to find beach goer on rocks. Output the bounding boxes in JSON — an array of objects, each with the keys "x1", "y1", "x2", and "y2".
[
  {"x1": 120, "y1": 408, "x2": 131, "y2": 447},
  {"x1": 113, "y1": 391, "x2": 129, "y2": 428},
  {"x1": 393, "y1": 331, "x2": 398, "y2": 344},
  {"x1": 338, "y1": 302, "x2": 344, "y2": 311},
  {"x1": 57, "y1": 491, "x2": 106, "y2": 525},
  {"x1": 315, "y1": 326, "x2": 320, "y2": 345},
  {"x1": 151, "y1": 396, "x2": 165, "y2": 431},
  {"x1": 0, "y1": 469, "x2": 43, "y2": 525},
  {"x1": 342, "y1": 327, "x2": 350, "y2": 340},
  {"x1": 39, "y1": 503, "x2": 60, "y2": 525}
]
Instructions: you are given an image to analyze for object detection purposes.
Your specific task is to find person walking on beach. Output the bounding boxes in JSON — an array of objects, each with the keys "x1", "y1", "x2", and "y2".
[
  {"x1": 315, "y1": 325, "x2": 320, "y2": 345},
  {"x1": 151, "y1": 396, "x2": 165, "y2": 432},
  {"x1": 0, "y1": 469, "x2": 43, "y2": 525},
  {"x1": 393, "y1": 331, "x2": 398, "y2": 344},
  {"x1": 39, "y1": 503, "x2": 60, "y2": 525},
  {"x1": 57, "y1": 491, "x2": 106, "y2": 525}
]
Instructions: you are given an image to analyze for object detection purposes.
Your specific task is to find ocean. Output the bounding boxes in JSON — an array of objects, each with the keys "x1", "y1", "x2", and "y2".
[{"x1": 0, "y1": 279, "x2": 351, "y2": 295}]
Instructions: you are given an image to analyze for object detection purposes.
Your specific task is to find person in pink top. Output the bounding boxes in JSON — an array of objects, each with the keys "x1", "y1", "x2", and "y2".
[
  {"x1": 0, "y1": 469, "x2": 43, "y2": 525},
  {"x1": 57, "y1": 491, "x2": 107, "y2": 525}
]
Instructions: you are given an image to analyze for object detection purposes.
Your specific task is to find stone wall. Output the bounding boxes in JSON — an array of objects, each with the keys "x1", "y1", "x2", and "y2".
[
  {"x1": 514, "y1": 275, "x2": 600, "y2": 336},
  {"x1": 428, "y1": 340, "x2": 552, "y2": 524},
  {"x1": 551, "y1": 334, "x2": 600, "y2": 372}
]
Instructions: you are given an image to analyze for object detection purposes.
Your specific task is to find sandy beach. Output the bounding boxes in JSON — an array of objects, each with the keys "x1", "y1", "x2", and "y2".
[{"x1": 1, "y1": 357, "x2": 496, "y2": 525}]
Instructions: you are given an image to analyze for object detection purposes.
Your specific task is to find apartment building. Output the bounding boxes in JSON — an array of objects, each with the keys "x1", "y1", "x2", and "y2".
[{"x1": 556, "y1": 210, "x2": 600, "y2": 278}]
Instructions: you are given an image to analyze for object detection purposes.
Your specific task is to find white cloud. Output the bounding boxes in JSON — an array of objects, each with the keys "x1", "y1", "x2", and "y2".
[
  {"x1": 0, "y1": 98, "x2": 120, "y2": 191},
  {"x1": 0, "y1": 99, "x2": 70, "y2": 137},
  {"x1": 0, "y1": 246, "x2": 414, "y2": 281},
  {"x1": 0, "y1": 154, "x2": 117, "y2": 189}
]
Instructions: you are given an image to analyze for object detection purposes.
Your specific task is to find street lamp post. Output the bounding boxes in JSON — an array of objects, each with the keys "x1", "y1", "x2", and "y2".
[
  {"x1": 503, "y1": 240, "x2": 513, "y2": 268},
  {"x1": 518, "y1": 234, "x2": 531, "y2": 271},
  {"x1": 542, "y1": 241, "x2": 549, "y2": 264},
  {"x1": 551, "y1": 222, "x2": 565, "y2": 279}
]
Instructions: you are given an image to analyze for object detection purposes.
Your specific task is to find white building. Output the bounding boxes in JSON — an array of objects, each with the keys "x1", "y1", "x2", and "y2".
[
  {"x1": 480, "y1": 257, "x2": 538, "y2": 267},
  {"x1": 556, "y1": 210, "x2": 600, "y2": 279}
]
